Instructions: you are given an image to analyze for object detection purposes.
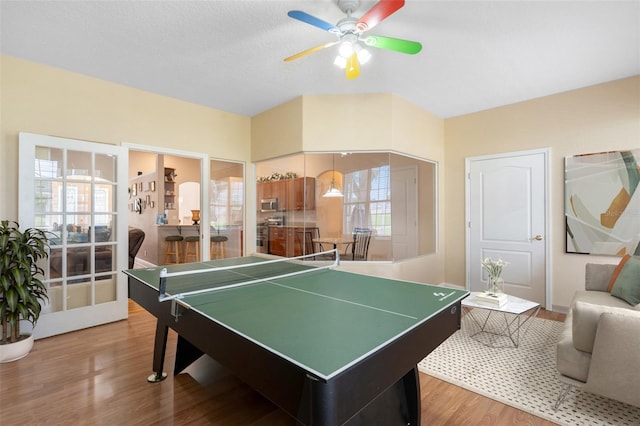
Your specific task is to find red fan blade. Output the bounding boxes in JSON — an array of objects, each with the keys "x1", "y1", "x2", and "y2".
[{"x1": 356, "y1": 0, "x2": 405, "y2": 32}]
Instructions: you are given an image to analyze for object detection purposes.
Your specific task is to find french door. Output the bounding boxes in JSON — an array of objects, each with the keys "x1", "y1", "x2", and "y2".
[{"x1": 19, "y1": 133, "x2": 128, "y2": 339}]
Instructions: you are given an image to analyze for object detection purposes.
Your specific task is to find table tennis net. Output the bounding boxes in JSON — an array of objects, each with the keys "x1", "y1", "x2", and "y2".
[{"x1": 158, "y1": 249, "x2": 340, "y2": 301}]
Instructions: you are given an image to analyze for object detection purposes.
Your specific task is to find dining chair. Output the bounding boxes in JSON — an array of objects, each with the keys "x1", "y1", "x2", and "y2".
[
  {"x1": 295, "y1": 227, "x2": 331, "y2": 260},
  {"x1": 351, "y1": 227, "x2": 372, "y2": 261}
]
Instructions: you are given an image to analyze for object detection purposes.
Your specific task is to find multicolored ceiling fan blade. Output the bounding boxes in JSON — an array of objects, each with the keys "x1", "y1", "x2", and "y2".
[
  {"x1": 346, "y1": 53, "x2": 360, "y2": 79},
  {"x1": 287, "y1": 10, "x2": 339, "y2": 33},
  {"x1": 363, "y1": 35, "x2": 422, "y2": 54},
  {"x1": 284, "y1": 41, "x2": 340, "y2": 62},
  {"x1": 356, "y1": 0, "x2": 405, "y2": 32}
]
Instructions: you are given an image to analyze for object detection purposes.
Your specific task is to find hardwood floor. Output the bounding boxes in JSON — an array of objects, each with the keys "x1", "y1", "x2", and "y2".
[{"x1": 0, "y1": 302, "x2": 564, "y2": 425}]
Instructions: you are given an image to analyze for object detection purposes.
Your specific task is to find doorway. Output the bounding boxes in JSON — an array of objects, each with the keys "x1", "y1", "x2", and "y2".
[{"x1": 466, "y1": 149, "x2": 550, "y2": 307}]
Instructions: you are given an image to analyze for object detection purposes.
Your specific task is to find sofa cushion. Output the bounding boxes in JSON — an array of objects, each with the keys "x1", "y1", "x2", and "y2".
[
  {"x1": 586, "y1": 263, "x2": 617, "y2": 292},
  {"x1": 572, "y1": 298, "x2": 640, "y2": 353},
  {"x1": 610, "y1": 255, "x2": 640, "y2": 306}
]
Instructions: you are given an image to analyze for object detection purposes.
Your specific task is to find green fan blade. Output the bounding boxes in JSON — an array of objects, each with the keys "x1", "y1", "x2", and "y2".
[{"x1": 363, "y1": 35, "x2": 422, "y2": 54}]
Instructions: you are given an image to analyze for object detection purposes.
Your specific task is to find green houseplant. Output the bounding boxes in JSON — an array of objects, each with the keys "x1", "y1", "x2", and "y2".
[{"x1": 0, "y1": 220, "x2": 49, "y2": 361}]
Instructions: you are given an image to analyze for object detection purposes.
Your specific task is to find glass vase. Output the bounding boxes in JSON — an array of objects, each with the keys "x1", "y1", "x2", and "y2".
[{"x1": 487, "y1": 276, "x2": 504, "y2": 295}]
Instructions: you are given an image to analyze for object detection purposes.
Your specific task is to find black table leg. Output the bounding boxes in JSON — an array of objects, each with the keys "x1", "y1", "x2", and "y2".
[
  {"x1": 147, "y1": 320, "x2": 169, "y2": 382},
  {"x1": 402, "y1": 367, "x2": 421, "y2": 425}
]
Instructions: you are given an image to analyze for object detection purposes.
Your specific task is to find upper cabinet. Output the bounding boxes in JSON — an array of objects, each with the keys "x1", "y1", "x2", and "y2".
[
  {"x1": 286, "y1": 177, "x2": 315, "y2": 211},
  {"x1": 256, "y1": 177, "x2": 315, "y2": 211},
  {"x1": 257, "y1": 180, "x2": 287, "y2": 204}
]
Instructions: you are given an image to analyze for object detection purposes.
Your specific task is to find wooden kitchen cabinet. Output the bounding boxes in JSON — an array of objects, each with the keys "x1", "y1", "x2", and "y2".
[
  {"x1": 268, "y1": 226, "x2": 305, "y2": 257},
  {"x1": 286, "y1": 177, "x2": 315, "y2": 211},
  {"x1": 268, "y1": 226, "x2": 289, "y2": 257},
  {"x1": 257, "y1": 177, "x2": 315, "y2": 211},
  {"x1": 257, "y1": 180, "x2": 287, "y2": 204}
]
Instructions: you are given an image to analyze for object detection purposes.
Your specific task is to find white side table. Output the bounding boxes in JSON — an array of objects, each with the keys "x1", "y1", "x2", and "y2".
[{"x1": 461, "y1": 292, "x2": 541, "y2": 348}]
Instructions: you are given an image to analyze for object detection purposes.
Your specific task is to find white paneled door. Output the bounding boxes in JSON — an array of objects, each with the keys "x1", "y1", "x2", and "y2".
[
  {"x1": 19, "y1": 133, "x2": 129, "y2": 338},
  {"x1": 466, "y1": 149, "x2": 549, "y2": 306}
]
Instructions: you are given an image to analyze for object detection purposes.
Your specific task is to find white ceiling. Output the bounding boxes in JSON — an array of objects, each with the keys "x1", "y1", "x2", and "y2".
[{"x1": 1, "y1": 1, "x2": 638, "y2": 118}]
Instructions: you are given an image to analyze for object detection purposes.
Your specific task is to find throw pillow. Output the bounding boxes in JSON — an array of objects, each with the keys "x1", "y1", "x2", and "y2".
[
  {"x1": 607, "y1": 254, "x2": 631, "y2": 292},
  {"x1": 610, "y1": 255, "x2": 640, "y2": 306}
]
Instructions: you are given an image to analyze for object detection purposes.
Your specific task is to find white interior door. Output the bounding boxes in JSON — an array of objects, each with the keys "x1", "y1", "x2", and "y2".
[
  {"x1": 19, "y1": 133, "x2": 128, "y2": 339},
  {"x1": 466, "y1": 149, "x2": 549, "y2": 306}
]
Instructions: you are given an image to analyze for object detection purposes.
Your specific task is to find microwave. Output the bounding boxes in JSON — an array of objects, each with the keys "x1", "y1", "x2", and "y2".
[{"x1": 260, "y1": 198, "x2": 279, "y2": 212}]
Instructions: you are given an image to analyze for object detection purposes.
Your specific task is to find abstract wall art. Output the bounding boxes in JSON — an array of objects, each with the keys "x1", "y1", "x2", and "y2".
[{"x1": 565, "y1": 149, "x2": 640, "y2": 256}]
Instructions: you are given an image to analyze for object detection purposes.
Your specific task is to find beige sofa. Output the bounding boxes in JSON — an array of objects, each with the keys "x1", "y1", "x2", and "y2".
[{"x1": 556, "y1": 263, "x2": 640, "y2": 408}]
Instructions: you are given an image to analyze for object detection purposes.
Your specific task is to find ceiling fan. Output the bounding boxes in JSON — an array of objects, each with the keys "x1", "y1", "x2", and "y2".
[{"x1": 284, "y1": 0, "x2": 422, "y2": 79}]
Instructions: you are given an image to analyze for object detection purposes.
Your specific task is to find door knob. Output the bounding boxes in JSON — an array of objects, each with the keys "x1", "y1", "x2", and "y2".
[{"x1": 532, "y1": 235, "x2": 543, "y2": 241}]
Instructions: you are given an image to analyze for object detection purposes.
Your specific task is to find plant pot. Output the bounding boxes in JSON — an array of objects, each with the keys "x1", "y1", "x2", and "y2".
[{"x1": 0, "y1": 334, "x2": 34, "y2": 363}]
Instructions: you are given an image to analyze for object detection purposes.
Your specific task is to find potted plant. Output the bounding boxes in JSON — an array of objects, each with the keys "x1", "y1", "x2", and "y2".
[{"x1": 0, "y1": 220, "x2": 49, "y2": 362}]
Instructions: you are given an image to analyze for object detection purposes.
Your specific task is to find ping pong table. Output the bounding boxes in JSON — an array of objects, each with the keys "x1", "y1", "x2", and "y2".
[{"x1": 125, "y1": 255, "x2": 468, "y2": 425}]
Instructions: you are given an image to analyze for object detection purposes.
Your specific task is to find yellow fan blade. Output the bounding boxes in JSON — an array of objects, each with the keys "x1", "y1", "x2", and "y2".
[
  {"x1": 284, "y1": 41, "x2": 339, "y2": 62},
  {"x1": 346, "y1": 52, "x2": 360, "y2": 79}
]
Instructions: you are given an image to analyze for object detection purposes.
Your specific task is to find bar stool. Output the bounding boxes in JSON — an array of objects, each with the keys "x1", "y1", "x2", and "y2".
[
  {"x1": 210, "y1": 235, "x2": 228, "y2": 260},
  {"x1": 164, "y1": 235, "x2": 184, "y2": 264},
  {"x1": 183, "y1": 235, "x2": 200, "y2": 263}
]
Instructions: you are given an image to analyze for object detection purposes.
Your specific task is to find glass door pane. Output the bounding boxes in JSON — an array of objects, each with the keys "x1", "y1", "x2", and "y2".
[{"x1": 209, "y1": 160, "x2": 244, "y2": 260}]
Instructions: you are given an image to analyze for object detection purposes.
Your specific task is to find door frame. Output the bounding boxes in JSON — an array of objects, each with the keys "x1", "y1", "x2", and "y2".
[
  {"x1": 464, "y1": 148, "x2": 552, "y2": 308},
  {"x1": 123, "y1": 143, "x2": 211, "y2": 260}
]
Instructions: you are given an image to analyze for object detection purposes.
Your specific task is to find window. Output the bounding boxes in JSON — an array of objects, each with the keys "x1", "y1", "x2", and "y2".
[
  {"x1": 210, "y1": 177, "x2": 243, "y2": 227},
  {"x1": 343, "y1": 165, "x2": 391, "y2": 236}
]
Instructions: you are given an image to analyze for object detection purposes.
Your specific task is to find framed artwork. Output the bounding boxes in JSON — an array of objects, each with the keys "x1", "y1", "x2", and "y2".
[
  {"x1": 565, "y1": 148, "x2": 640, "y2": 256},
  {"x1": 131, "y1": 184, "x2": 137, "y2": 196},
  {"x1": 150, "y1": 181, "x2": 156, "y2": 192}
]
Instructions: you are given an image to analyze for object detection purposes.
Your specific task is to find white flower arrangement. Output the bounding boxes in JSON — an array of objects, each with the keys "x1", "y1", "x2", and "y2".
[
  {"x1": 481, "y1": 257, "x2": 508, "y2": 279},
  {"x1": 481, "y1": 257, "x2": 508, "y2": 294}
]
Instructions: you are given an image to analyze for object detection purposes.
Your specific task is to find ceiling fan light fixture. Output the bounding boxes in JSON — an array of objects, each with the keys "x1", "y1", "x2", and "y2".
[
  {"x1": 333, "y1": 55, "x2": 347, "y2": 68},
  {"x1": 355, "y1": 45, "x2": 371, "y2": 65},
  {"x1": 285, "y1": 1, "x2": 421, "y2": 79},
  {"x1": 338, "y1": 40, "x2": 354, "y2": 58}
]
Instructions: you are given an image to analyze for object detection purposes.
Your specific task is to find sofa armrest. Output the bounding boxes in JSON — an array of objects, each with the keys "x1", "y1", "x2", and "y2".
[
  {"x1": 583, "y1": 313, "x2": 640, "y2": 408},
  {"x1": 573, "y1": 300, "x2": 640, "y2": 353},
  {"x1": 585, "y1": 263, "x2": 616, "y2": 292}
]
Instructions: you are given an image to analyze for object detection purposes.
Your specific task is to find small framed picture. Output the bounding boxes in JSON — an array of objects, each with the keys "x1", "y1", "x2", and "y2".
[
  {"x1": 131, "y1": 184, "x2": 137, "y2": 196},
  {"x1": 150, "y1": 181, "x2": 156, "y2": 192}
]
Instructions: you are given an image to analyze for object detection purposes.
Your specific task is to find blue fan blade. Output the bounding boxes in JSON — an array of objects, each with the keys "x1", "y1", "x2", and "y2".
[{"x1": 288, "y1": 10, "x2": 339, "y2": 33}]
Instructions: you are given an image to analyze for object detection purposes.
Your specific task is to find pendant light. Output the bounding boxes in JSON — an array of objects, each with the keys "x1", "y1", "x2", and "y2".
[{"x1": 323, "y1": 153, "x2": 344, "y2": 198}]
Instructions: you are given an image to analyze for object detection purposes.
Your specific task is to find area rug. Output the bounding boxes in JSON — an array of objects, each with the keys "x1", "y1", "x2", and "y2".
[{"x1": 418, "y1": 315, "x2": 640, "y2": 425}]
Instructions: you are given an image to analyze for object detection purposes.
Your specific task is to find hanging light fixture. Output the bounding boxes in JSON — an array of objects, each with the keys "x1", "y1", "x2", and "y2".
[{"x1": 323, "y1": 153, "x2": 344, "y2": 198}]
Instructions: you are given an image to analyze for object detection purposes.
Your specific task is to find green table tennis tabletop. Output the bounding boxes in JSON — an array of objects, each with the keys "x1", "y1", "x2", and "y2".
[{"x1": 126, "y1": 256, "x2": 468, "y2": 381}]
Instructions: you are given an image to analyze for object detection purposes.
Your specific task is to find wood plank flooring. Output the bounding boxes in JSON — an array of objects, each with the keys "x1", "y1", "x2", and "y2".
[{"x1": 0, "y1": 301, "x2": 564, "y2": 425}]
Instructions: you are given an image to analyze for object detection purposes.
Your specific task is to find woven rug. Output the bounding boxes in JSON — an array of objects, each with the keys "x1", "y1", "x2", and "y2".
[{"x1": 418, "y1": 315, "x2": 640, "y2": 425}]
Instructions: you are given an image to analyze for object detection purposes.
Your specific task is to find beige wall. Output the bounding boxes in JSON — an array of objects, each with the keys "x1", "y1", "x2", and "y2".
[
  {"x1": 444, "y1": 76, "x2": 640, "y2": 309},
  {"x1": 4, "y1": 54, "x2": 638, "y2": 309},
  {"x1": 0, "y1": 55, "x2": 251, "y2": 220},
  {"x1": 251, "y1": 97, "x2": 303, "y2": 162}
]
